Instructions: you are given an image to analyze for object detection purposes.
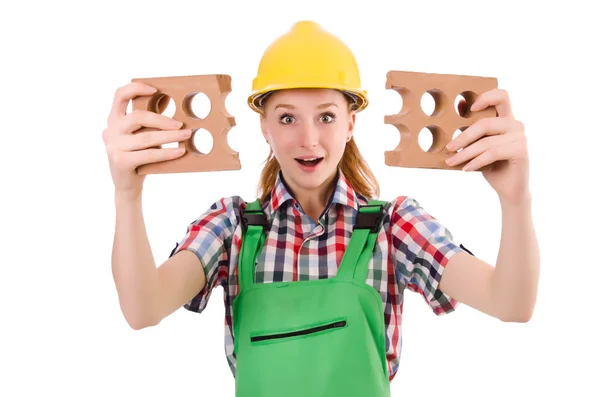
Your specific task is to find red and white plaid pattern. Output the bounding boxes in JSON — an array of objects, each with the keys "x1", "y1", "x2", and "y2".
[{"x1": 169, "y1": 169, "x2": 467, "y2": 381}]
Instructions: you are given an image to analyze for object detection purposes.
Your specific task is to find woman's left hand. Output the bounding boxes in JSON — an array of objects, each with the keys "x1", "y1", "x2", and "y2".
[{"x1": 445, "y1": 88, "x2": 530, "y2": 204}]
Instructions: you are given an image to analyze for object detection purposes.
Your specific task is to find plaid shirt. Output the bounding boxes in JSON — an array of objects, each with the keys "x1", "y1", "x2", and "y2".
[{"x1": 169, "y1": 169, "x2": 467, "y2": 381}]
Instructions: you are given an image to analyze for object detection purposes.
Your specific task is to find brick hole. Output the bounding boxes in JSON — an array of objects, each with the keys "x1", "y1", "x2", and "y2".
[
  {"x1": 191, "y1": 128, "x2": 214, "y2": 155},
  {"x1": 455, "y1": 91, "x2": 477, "y2": 118},
  {"x1": 418, "y1": 126, "x2": 445, "y2": 152},
  {"x1": 183, "y1": 92, "x2": 211, "y2": 119},
  {"x1": 150, "y1": 93, "x2": 176, "y2": 118},
  {"x1": 383, "y1": 88, "x2": 404, "y2": 116},
  {"x1": 421, "y1": 90, "x2": 446, "y2": 117},
  {"x1": 384, "y1": 123, "x2": 403, "y2": 153}
]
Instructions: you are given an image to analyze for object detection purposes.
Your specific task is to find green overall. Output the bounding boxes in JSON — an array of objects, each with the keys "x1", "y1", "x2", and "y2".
[{"x1": 232, "y1": 199, "x2": 391, "y2": 397}]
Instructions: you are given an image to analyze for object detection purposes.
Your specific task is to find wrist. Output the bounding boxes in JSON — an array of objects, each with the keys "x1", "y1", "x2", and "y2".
[
  {"x1": 115, "y1": 189, "x2": 143, "y2": 203},
  {"x1": 499, "y1": 191, "x2": 532, "y2": 209}
]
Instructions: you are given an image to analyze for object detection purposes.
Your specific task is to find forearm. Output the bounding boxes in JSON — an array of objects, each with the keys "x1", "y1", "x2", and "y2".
[
  {"x1": 111, "y1": 191, "x2": 161, "y2": 329},
  {"x1": 492, "y1": 194, "x2": 540, "y2": 322}
]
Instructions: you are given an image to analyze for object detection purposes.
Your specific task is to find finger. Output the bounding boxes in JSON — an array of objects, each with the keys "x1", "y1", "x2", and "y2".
[
  {"x1": 118, "y1": 129, "x2": 193, "y2": 152},
  {"x1": 120, "y1": 147, "x2": 187, "y2": 170},
  {"x1": 446, "y1": 117, "x2": 514, "y2": 152},
  {"x1": 122, "y1": 110, "x2": 184, "y2": 135},
  {"x1": 462, "y1": 139, "x2": 520, "y2": 171},
  {"x1": 109, "y1": 82, "x2": 158, "y2": 122},
  {"x1": 446, "y1": 134, "x2": 512, "y2": 167},
  {"x1": 470, "y1": 88, "x2": 514, "y2": 119}
]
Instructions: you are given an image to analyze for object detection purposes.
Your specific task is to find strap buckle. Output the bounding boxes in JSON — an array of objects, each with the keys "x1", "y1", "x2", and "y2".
[
  {"x1": 353, "y1": 205, "x2": 384, "y2": 233},
  {"x1": 241, "y1": 210, "x2": 269, "y2": 231}
]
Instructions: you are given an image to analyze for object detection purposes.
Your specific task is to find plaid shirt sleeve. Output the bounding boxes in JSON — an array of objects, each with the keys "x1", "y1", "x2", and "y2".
[
  {"x1": 168, "y1": 196, "x2": 243, "y2": 314},
  {"x1": 390, "y1": 196, "x2": 469, "y2": 315}
]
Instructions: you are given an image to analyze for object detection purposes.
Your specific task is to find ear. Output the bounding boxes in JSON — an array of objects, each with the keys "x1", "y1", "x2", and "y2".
[{"x1": 347, "y1": 111, "x2": 356, "y2": 140}]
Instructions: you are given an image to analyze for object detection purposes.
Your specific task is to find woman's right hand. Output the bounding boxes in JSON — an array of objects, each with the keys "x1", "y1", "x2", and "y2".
[{"x1": 102, "y1": 82, "x2": 192, "y2": 196}]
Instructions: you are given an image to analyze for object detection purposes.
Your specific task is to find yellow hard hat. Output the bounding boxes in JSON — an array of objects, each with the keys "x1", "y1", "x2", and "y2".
[{"x1": 248, "y1": 21, "x2": 368, "y2": 114}]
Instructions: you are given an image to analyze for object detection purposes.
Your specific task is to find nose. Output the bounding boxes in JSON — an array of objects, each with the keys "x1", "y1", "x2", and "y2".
[{"x1": 299, "y1": 121, "x2": 319, "y2": 148}]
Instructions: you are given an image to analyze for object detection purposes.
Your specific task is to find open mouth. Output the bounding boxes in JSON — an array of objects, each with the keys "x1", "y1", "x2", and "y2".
[{"x1": 295, "y1": 157, "x2": 324, "y2": 168}]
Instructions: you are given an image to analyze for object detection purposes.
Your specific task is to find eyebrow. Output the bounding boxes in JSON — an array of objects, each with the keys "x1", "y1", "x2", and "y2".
[{"x1": 274, "y1": 102, "x2": 339, "y2": 111}]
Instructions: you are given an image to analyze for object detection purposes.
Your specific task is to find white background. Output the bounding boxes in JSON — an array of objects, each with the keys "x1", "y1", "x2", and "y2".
[{"x1": 1, "y1": 0, "x2": 598, "y2": 395}]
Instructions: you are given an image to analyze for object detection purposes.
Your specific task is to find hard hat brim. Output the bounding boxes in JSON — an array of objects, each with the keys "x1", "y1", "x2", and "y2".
[{"x1": 248, "y1": 84, "x2": 368, "y2": 114}]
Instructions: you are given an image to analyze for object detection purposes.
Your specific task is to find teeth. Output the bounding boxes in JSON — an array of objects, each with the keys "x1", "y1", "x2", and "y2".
[{"x1": 299, "y1": 158, "x2": 318, "y2": 161}]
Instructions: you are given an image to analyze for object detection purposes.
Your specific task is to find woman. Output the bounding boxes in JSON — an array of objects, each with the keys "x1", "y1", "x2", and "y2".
[{"x1": 105, "y1": 21, "x2": 539, "y2": 397}]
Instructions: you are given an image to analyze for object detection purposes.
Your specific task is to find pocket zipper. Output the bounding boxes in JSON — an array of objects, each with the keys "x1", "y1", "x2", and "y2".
[{"x1": 251, "y1": 320, "x2": 347, "y2": 342}]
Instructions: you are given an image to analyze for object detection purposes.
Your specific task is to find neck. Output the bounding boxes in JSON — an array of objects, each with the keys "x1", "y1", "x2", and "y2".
[{"x1": 283, "y1": 169, "x2": 339, "y2": 223}]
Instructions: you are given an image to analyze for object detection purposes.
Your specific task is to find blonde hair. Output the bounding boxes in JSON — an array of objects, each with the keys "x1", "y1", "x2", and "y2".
[{"x1": 256, "y1": 91, "x2": 380, "y2": 203}]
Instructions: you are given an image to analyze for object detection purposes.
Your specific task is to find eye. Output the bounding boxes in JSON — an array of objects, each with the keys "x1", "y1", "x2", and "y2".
[
  {"x1": 320, "y1": 111, "x2": 336, "y2": 123},
  {"x1": 279, "y1": 113, "x2": 294, "y2": 125}
]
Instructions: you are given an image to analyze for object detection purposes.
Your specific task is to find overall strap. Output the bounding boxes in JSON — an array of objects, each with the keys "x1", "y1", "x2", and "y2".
[
  {"x1": 336, "y1": 199, "x2": 387, "y2": 283},
  {"x1": 239, "y1": 199, "x2": 268, "y2": 293}
]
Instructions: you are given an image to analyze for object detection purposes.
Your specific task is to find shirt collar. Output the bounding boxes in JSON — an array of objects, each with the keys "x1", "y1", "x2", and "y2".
[{"x1": 266, "y1": 168, "x2": 361, "y2": 216}]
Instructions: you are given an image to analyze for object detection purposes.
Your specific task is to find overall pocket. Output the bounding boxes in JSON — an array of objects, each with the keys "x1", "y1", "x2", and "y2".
[{"x1": 250, "y1": 318, "x2": 347, "y2": 344}]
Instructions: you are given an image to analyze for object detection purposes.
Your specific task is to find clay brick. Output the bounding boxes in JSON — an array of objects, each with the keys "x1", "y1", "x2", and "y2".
[
  {"x1": 384, "y1": 70, "x2": 498, "y2": 171},
  {"x1": 130, "y1": 74, "x2": 240, "y2": 174}
]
